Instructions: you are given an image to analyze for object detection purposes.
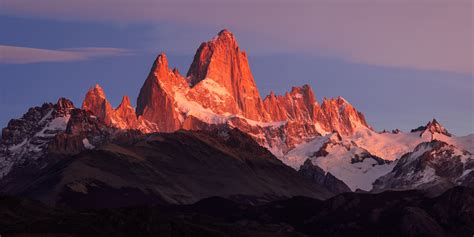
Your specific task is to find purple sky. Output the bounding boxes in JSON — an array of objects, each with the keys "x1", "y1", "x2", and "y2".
[{"x1": 1, "y1": 0, "x2": 473, "y2": 135}]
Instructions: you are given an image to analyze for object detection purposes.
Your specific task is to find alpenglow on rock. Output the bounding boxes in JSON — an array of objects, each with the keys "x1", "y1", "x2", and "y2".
[
  {"x1": 82, "y1": 84, "x2": 137, "y2": 129},
  {"x1": 81, "y1": 29, "x2": 371, "y2": 154},
  {"x1": 186, "y1": 29, "x2": 270, "y2": 121}
]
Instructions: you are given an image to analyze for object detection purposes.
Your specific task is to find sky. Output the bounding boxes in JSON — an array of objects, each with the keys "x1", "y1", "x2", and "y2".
[{"x1": 0, "y1": 0, "x2": 473, "y2": 135}]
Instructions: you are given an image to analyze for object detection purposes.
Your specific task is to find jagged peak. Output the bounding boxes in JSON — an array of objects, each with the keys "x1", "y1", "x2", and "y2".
[
  {"x1": 218, "y1": 28, "x2": 233, "y2": 36},
  {"x1": 411, "y1": 118, "x2": 451, "y2": 137},
  {"x1": 116, "y1": 95, "x2": 132, "y2": 110},
  {"x1": 121, "y1": 95, "x2": 131, "y2": 104},
  {"x1": 321, "y1": 96, "x2": 351, "y2": 106},
  {"x1": 156, "y1": 52, "x2": 168, "y2": 64},
  {"x1": 290, "y1": 86, "x2": 302, "y2": 94},
  {"x1": 301, "y1": 84, "x2": 312, "y2": 90},
  {"x1": 428, "y1": 118, "x2": 442, "y2": 127},
  {"x1": 151, "y1": 52, "x2": 170, "y2": 74},
  {"x1": 114, "y1": 95, "x2": 138, "y2": 128},
  {"x1": 263, "y1": 91, "x2": 277, "y2": 101},
  {"x1": 55, "y1": 97, "x2": 75, "y2": 110},
  {"x1": 53, "y1": 97, "x2": 75, "y2": 117},
  {"x1": 268, "y1": 84, "x2": 316, "y2": 100},
  {"x1": 336, "y1": 96, "x2": 350, "y2": 105},
  {"x1": 187, "y1": 29, "x2": 242, "y2": 85},
  {"x1": 81, "y1": 83, "x2": 115, "y2": 124},
  {"x1": 291, "y1": 84, "x2": 315, "y2": 96},
  {"x1": 86, "y1": 84, "x2": 106, "y2": 99},
  {"x1": 213, "y1": 29, "x2": 237, "y2": 45}
]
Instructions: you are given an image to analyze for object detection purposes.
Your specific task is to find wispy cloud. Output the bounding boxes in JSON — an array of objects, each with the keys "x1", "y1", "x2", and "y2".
[
  {"x1": 0, "y1": 0, "x2": 472, "y2": 74},
  {"x1": 0, "y1": 45, "x2": 132, "y2": 64}
]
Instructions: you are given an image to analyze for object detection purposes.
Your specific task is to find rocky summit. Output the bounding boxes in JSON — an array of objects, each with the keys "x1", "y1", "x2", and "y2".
[
  {"x1": 0, "y1": 30, "x2": 473, "y2": 212},
  {"x1": 83, "y1": 30, "x2": 370, "y2": 154}
]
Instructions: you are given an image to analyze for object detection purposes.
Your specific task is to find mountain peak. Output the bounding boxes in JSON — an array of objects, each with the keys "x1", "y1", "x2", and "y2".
[
  {"x1": 187, "y1": 30, "x2": 241, "y2": 86},
  {"x1": 118, "y1": 95, "x2": 132, "y2": 109},
  {"x1": 137, "y1": 51, "x2": 186, "y2": 132},
  {"x1": 336, "y1": 96, "x2": 349, "y2": 104},
  {"x1": 218, "y1": 28, "x2": 232, "y2": 36},
  {"x1": 319, "y1": 96, "x2": 369, "y2": 135},
  {"x1": 82, "y1": 84, "x2": 115, "y2": 126},
  {"x1": 290, "y1": 84, "x2": 316, "y2": 98},
  {"x1": 425, "y1": 119, "x2": 451, "y2": 137},
  {"x1": 114, "y1": 95, "x2": 138, "y2": 128},
  {"x1": 411, "y1": 119, "x2": 451, "y2": 137},
  {"x1": 88, "y1": 84, "x2": 106, "y2": 98},
  {"x1": 83, "y1": 84, "x2": 108, "y2": 108},
  {"x1": 214, "y1": 29, "x2": 237, "y2": 44},
  {"x1": 156, "y1": 52, "x2": 167, "y2": 63},
  {"x1": 186, "y1": 29, "x2": 268, "y2": 121},
  {"x1": 56, "y1": 97, "x2": 75, "y2": 110},
  {"x1": 152, "y1": 53, "x2": 169, "y2": 73}
]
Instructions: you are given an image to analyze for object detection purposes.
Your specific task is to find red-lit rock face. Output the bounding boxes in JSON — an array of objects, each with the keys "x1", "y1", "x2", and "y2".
[
  {"x1": 263, "y1": 84, "x2": 368, "y2": 136},
  {"x1": 82, "y1": 84, "x2": 115, "y2": 126},
  {"x1": 187, "y1": 29, "x2": 269, "y2": 121},
  {"x1": 82, "y1": 84, "x2": 138, "y2": 130},
  {"x1": 81, "y1": 29, "x2": 371, "y2": 153},
  {"x1": 136, "y1": 53, "x2": 188, "y2": 132},
  {"x1": 319, "y1": 97, "x2": 369, "y2": 135},
  {"x1": 114, "y1": 96, "x2": 138, "y2": 129},
  {"x1": 264, "y1": 85, "x2": 319, "y2": 123}
]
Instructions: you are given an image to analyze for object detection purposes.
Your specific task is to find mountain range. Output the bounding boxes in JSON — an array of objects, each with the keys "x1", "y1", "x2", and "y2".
[{"x1": 0, "y1": 29, "x2": 473, "y2": 213}]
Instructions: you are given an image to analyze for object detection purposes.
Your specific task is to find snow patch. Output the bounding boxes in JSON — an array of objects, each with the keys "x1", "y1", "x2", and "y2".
[
  {"x1": 175, "y1": 90, "x2": 230, "y2": 124},
  {"x1": 348, "y1": 127, "x2": 430, "y2": 161},
  {"x1": 283, "y1": 135, "x2": 330, "y2": 169},
  {"x1": 200, "y1": 78, "x2": 230, "y2": 97},
  {"x1": 82, "y1": 138, "x2": 95, "y2": 149},
  {"x1": 236, "y1": 116, "x2": 287, "y2": 128},
  {"x1": 309, "y1": 143, "x2": 394, "y2": 191},
  {"x1": 8, "y1": 139, "x2": 28, "y2": 152},
  {"x1": 284, "y1": 133, "x2": 395, "y2": 191},
  {"x1": 35, "y1": 116, "x2": 70, "y2": 138}
]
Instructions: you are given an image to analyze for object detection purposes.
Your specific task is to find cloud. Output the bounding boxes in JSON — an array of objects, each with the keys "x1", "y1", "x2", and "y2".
[
  {"x1": 0, "y1": 0, "x2": 472, "y2": 74},
  {"x1": 0, "y1": 45, "x2": 131, "y2": 64}
]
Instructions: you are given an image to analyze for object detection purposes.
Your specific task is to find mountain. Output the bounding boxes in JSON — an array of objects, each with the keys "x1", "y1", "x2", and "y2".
[
  {"x1": 83, "y1": 84, "x2": 137, "y2": 129},
  {"x1": 187, "y1": 29, "x2": 269, "y2": 121},
  {"x1": 285, "y1": 132, "x2": 395, "y2": 191},
  {"x1": 1, "y1": 29, "x2": 473, "y2": 205},
  {"x1": 114, "y1": 95, "x2": 139, "y2": 128},
  {"x1": 91, "y1": 29, "x2": 369, "y2": 154},
  {"x1": 412, "y1": 119, "x2": 452, "y2": 138},
  {"x1": 373, "y1": 140, "x2": 473, "y2": 194},
  {"x1": 281, "y1": 119, "x2": 473, "y2": 192},
  {"x1": 0, "y1": 99, "x2": 331, "y2": 207},
  {"x1": 0, "y1": 98, "x2": 75, "y2": 178}
]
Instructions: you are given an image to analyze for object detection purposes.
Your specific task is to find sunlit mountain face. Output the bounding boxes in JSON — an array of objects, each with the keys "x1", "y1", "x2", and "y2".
[{"x1": 1, "y1": 1, "x2": 473, "y2": 236}]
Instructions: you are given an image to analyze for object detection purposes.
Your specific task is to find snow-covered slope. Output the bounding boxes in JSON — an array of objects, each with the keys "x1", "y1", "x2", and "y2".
[
  {"x1": 372, "y1": 140, "x2": 473, "y2": 192},
  {"x1": 282, "y1": 119, "x2": 473, "y2": 192},
  {"x1": 0, "y1": 99, "x2": 73, "y2": 178},
  {"x1": 0, "y1": 98, "x2": 116, "y2": 180},
  {"x1": 96, "y1": 29, "x2": 371, "y2": 154},
  {"x1": 1, "y1": 30, "x2": 472, "y2": 196},
  {"x1": 348, "y1": 123, "x2": 473, "y2": 161},
  {"x1": 284, "y1": 133, "x2": 394, "y2": 191}
]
